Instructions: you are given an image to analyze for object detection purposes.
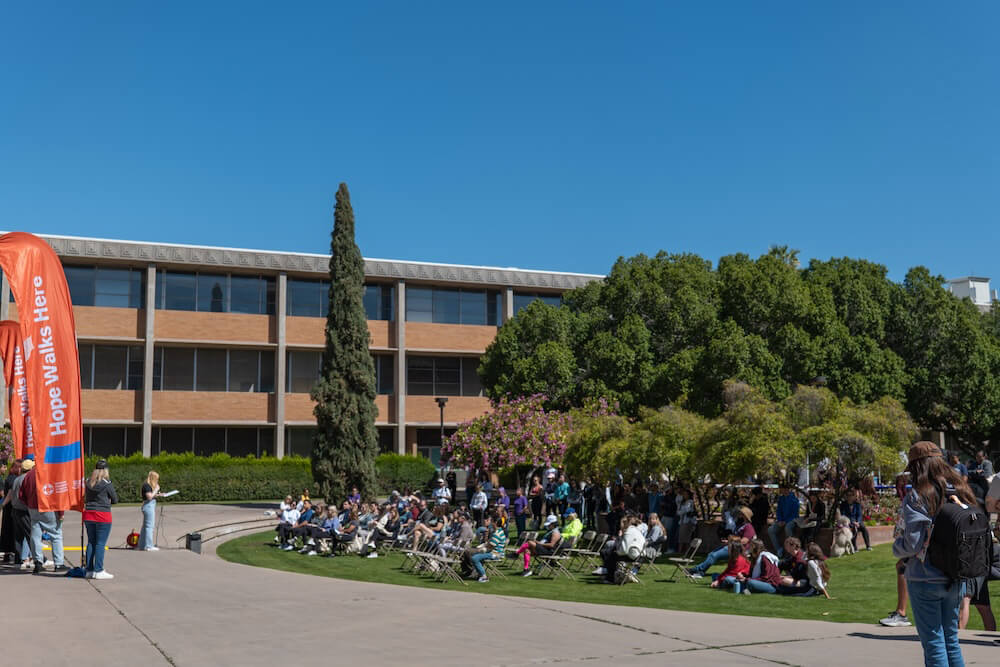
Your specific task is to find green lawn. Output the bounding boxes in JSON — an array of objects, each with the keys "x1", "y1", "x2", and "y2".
[{"x1": 218, "y1": 532, "x2": 999, "y2": 629}]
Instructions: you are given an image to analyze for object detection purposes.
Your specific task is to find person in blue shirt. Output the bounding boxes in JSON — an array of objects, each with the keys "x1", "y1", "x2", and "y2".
[
  {"x1": 949, "y1": 452, "x2": 968, "y2": 480},
  {"x1": 838, "y1": 489, "x2": 871, "y2": 551},
  {"x1": 554, "y1": 474, "x2": 570, "y2": 524},
  {"x1": 767, "y1": 484, "x2": 800, "y2": 557}
]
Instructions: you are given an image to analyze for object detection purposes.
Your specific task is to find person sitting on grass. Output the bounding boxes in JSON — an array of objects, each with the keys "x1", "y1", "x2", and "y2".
[
  {"x1": 709, "y1": 537, "x2": 751, "y2": 594},
  {"x1": 744, "y1": 538, "x2": 782, "y2": 595},
  {"x1": 275, "y1": 502, "x2": 301, "y2": 548},
  {"x1": 778, "y1": 537, "x2": 807, "y2": 585},
  {"x1": 517, "y1": 514, "x2": 561, "y2": 577},
  {"x1": 471, "y1": 513, "x2": 508, "y2": 583},
  {"x1": 686, "y1": 506, "x2": 755, "y2": 578},
  {"x1": 778, "y1": 542, "x2": 833, "y2": 598}
]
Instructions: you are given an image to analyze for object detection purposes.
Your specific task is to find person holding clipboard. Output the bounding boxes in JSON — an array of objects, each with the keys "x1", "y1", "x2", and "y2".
[{"x1": 140, "y1": 471, "x2": 162, "y2": 551}]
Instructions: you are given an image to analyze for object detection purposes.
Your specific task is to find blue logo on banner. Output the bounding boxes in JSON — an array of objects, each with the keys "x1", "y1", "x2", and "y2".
[{"x1": 44, "y1": 441, "x2": 82, "y2": 464}]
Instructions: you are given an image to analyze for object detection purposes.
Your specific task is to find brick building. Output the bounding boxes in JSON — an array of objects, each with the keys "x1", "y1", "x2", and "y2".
[{"x1": 0, "y1": 234, "x2": 600, "y2": 463}]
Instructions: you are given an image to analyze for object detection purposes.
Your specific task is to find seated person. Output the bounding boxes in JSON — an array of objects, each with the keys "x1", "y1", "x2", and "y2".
[
  {"x1": 561, "y1": 509, "x2": 583, "y2": 542},
  {"x1": 299, "y1": 506, "x2": 339, "y2": 555},
  {"x1": 292, "y1": 501, "x2": 324, "y2": 552},
  {"x1": 470, "y1": 513, "x2": 508, "y2": 583},
  {"x1": 601, "y1": 516, "x2": 645, "y2": 583},
  {"x1": 686, "y1": 506, "x2": 755, "y2": 578},
  {"x1": 645, "y1": 513, "x2": 666, "y2": 546},
  {"x1": 371, "y1": 506, "x2": 399, "y2": 544},
  {"x1": 517, "y1": 514, "x2": 561, "y2": 576},
  {"x1": 279, "y1": 495, "x2": 296, "y2": 513},
  {"x1": 710, "y1": 537, "x2": 751, "y2": 594},
  {"x1": 275, "y1": 503, "x2": 302, "y2": 549},
  {"x1": 767, "y1": 485, "x2": 800, "y2": 556},
  {"x1": 777, "y1": 537, "x2": 807, "y2": 585},
  {"x1": 778, "y1": 542, "x2": 833, "y2": 598},
  {"x1": 744, "y1": 538, "x2": 782, "y2": 594},
  {"x1": 409, "y1": 505, "x2": 448, "y2": 548},
  {"x1": 332, "y1": 509, "x2": 361, "y2": 552}
]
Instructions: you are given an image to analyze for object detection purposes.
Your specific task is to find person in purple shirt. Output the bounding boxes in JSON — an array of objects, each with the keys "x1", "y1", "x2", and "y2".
[
  {"x1": 512, "y1": 487, "x2": 529, "y2": 536},
  {"x1": 347, "y1": 487, "x2": 361, "y2": 505},
  {"x1": 685, "y1": 506, "x2": 757, "y2": 578}
]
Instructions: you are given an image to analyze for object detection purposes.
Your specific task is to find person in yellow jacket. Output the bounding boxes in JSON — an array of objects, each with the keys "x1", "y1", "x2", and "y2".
[{"x1": 562, "y1": 509, "x2": 583, "y2": 541}]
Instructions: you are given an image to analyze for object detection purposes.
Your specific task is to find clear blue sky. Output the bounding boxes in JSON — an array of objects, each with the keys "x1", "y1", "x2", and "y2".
[{"x1": 2, "y1": 2, "x2": 997, "y2": 280}]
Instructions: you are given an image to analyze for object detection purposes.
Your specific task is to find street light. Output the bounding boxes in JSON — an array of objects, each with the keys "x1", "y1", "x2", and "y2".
[{"x1": 435, "y1": 397, "x2": 448, "y2": 452}]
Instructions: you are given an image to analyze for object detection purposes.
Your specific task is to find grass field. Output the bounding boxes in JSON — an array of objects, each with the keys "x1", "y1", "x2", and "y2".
[{"x1": 218, "y1": 532, "x2": 999, "y2": 629}]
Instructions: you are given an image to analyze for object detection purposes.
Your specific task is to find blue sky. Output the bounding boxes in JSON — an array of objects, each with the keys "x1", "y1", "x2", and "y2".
[{"x1": 1, "y1": 2, "x2": 997, "y2": 280}]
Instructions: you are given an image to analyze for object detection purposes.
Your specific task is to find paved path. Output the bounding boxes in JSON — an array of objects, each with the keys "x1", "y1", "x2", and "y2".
[{"x1": 4, "y1": 504, "x2": 999, "y2": 666}]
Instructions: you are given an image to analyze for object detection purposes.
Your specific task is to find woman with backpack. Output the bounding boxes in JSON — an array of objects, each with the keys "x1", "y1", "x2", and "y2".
[{"x1": 893, "y1": 441, "x2": 979, "y2": 667}]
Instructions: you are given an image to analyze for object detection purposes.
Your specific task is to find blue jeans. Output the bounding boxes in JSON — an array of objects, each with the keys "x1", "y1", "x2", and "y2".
[
  {"x1": 85, "y1": 521, "x2": 112, "y2": 573},
  {"x1": 29, "y1": 510, "x2": 64, "y2": 566},
  {"x1": 471, "y1": 551, "x2": 500, "y2": 577},
  {"x1": 140, "y1": 500, "x2": 156, "y2": 549},
  {"x1": 692, "y1": 545, "x2": 728, "y2": 574},
  {"x1": 907, "y1": 580, "x2": 965, "y2": 667},
  {"x1": 768, "y1": 521, "x2": 794, "y2": 556},
  {"x1": 746, "y1": 579, "x2": 777, "y2": 594}
]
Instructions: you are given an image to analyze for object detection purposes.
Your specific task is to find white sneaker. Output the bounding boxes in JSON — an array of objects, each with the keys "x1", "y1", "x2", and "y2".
[
  {"x1": 144, "y1": 546, "x2": 160, "y2": 552},
  {"x1": 43, "y1": 559, "x2": 55, "y2": 569},
  {"x1": 92, "y1": 571, "x2": 114, "y2": 580},
  {"x1": 306, "y1": 550, "x2": 317, "y2": 556},
  {"x1": 19, "y1": 559, "x2": 34, "y2": 570},
  {"x1": 592, "y1": 567, "x2": 607, "y2": 575},
  {"x1": 367, "y1": 552, "x2": 379, "y2": 559},
  {"x1": 879, "y1": 611, "x2": 911, "y2": 627}
]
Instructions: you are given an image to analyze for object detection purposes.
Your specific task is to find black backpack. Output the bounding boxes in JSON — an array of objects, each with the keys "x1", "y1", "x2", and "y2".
[{"x1": 927, "y1": 499, "x2": 991, "y2": 583}]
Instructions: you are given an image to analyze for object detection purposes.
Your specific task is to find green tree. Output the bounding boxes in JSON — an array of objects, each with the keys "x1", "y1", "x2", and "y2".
[{"x1": 310, "y1": 183, "x2": 379, "y2": 501}]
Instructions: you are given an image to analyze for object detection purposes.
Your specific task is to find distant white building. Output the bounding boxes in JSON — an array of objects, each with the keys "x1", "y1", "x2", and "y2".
[{"x1": 946, "y1": 276, "x2": 996, "y2": 313}]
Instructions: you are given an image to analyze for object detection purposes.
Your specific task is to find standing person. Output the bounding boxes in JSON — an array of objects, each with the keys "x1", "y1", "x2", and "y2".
[
  {"x1": 84, "y1": 459, "x2": 118, "y2": 580},
  {"x1": 9, "y1": 458, "x2": 37, "y2": 570},
  {"x1": 30, "y1": 506, "x2": 65, "y2": 573},
  {"x1": 139, "y1": 471, "x2": 162, "y2": 551},
  {"x1": 512, "y1": 487, "x2": 528, "y2": 536},
  {"x1": 676, "y1": 488, "x2": 698, "y2": 554},
  {"x1": 0, "y1": 459, "x2": 22, "y2": 563},
  {"x1": 528, "y1": 476, "x2": 544, "y2": 529},
  {"x1": 768, "y1": 484, "x2": 800, "y2": 556},
  {"x1": 749, "y1": 486, "x2": 770, "y2": 541},
  {"x1": 658, "y1": 484, "x2": 678, "y2": 553},
  {"x1": 554, "y1": 474, "x2": 570, "y2": 524},
  {"x1": 470, "y1": 486, "x2": 488, "y2": 527},
  {"x1": 893, "y1": 441, "x2": 976, "y2": 667},
  {"x1": 496, "y1": 487, "x2": 511, "y2": 515},
  {"x1": 839, "y1": 489, "x2": 871, "y2": 551},
  {"x1": 432, "y1": 478, "x2": 452, "y2": 505},
  {"x1": 799, "y1": 490, "x2": 826, "y2": 547}
]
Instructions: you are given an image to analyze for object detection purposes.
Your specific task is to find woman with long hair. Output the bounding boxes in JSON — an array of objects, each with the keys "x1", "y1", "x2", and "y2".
[
  {"x1": 139, "y1": 470, "x2": 161, "y2": 551},
  {"x1": 528, "y1": 475, "x2": 544, "y2": 530},
  {"x1": 84, "y1": 460, "x2": 118, "y2": 579},
  {"x1": 710, "y1": 537, "x2": 751, "y2": 594},
  {"x1": 893, "y1": 441, "x2": 976, "y2": 667}
]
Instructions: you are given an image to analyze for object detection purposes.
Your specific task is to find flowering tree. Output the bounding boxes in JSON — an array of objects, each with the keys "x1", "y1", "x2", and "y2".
[
  {"x1": 0, "y1": 427, "x2": 13, "y2": 473},
  {"x1": 442, "y1": 394, "x2": 573, "y2": 471}
]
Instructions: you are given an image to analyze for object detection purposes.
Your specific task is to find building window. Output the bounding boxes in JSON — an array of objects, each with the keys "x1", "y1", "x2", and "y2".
[
  {"x1": 151, "y1": 426, "x2": 275, "y2": 457},
  {"x1": 416, "y1": 427, "x2": 455, "y2": 467},
  {"x1": 286, "y1": 350, "x2": 392, "y2": 394},
  {"x1": 286, "y1": 280, "x2": 394, "y2": 320},
  {"x1": 286, "y1": 427, "x2": 316, "y2": 457},
  {"x1": 406, "y1": 356, "x2": 481, "y2": 396},
  {"x1": 63, "y1": 265, "x2": 145, "y2": 308},
  {"x1": 406, "y1": 287, "x2": 499, "y2": 325},
  {"x1": 84, "y1": 426, "x2": 142, "y2": 457},
  {"x1": 378, "y1": 427, "x2": 395, "y2": 454},
  {"x1": 153, "y1": 347, "x2": 274, "y2": 392},
  {"x1": 513, "y1": 292, "x2": 562, "y2": 314},
  {"x1": 78, "y1": 344, "x2": 144, "y2": 390},
  {"x1": 155, "y1": 271, "x2": 275, "y2": 315}
]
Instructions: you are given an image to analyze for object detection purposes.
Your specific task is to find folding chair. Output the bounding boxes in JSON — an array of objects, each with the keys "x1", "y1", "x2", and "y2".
[
  {"x1": 503, "y1": 531, "x2": 536, "y2": 569},
  {"x1": 668, "y1": 537, "x2": 703, "y2": 581},
  {"x1": 569, "y1": 533, "x2": 607, "y2": 572},
  {"x1": 534, "y1": 537, "x2": 577, "y2": 580},
  {"x1": 636, "y1": 541, "x2": 665, "y2": 576}
]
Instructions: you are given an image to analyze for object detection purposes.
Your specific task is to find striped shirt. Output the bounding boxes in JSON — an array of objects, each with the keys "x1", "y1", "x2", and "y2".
[{"x1": 488, "y1": 527, "x2": 508, "y2": 554}]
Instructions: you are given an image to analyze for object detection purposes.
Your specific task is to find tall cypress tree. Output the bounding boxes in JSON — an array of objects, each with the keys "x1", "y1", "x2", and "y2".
[{"x1": 310, "y1": 183, "x2": 378, "y2": 502}]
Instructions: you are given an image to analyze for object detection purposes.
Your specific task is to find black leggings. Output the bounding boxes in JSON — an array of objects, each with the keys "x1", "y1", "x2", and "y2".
[{"x1": 530, "y1": 497, "x2": 543, "y2": 526}]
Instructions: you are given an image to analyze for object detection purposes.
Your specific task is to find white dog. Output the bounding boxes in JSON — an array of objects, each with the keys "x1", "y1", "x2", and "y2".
[{"x1": 830, "y1": 515, "x2": 856, "y2": 558}]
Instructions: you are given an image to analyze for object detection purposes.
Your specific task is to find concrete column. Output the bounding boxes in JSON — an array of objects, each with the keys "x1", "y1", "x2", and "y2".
[
  {"x1": 394, "y1": 280, "x2": 406, "y2": 455},
  {"x1": 0, "y1": 272, "x2": 8, "y2": 426},
  {"x1": 142, "y1": 264, "x2": 156, "y2": 457},
  {"x1": 502, "y1": 286, "x2": 514, "y2": 323},
  {"x1": 274, "y1": 273, "x2": 287, "y2": 458}
]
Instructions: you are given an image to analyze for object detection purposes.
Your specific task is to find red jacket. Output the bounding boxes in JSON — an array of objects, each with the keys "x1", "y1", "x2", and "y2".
[{"x1": 718, "y1": 554, "x2": 750, "y2": 580}]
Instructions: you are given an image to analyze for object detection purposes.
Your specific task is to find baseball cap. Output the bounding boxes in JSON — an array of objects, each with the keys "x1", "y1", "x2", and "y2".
[
  {"x1": 908, "y1": 441, "x2": 943, "y2": 463},
  {"x1": 544, "y1": 514, "x2": 558, "y2": 526}
]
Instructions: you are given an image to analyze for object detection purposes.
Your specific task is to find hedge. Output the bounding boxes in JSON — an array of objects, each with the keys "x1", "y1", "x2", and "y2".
[
  {"x1": 84, "y1": 453, "x2": 314, "y2": 503},
  {"x1": 374, "y1": 454, "x2": 437, "y2": 496}
]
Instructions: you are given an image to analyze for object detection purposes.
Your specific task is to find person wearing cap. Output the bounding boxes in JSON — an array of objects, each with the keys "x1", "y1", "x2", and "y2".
[
  {"x1": 516, "y1": 514, "x2": 561, "y2": 577},
  {"x1": 686, "y1": 506, "x2": 756, "y2": 578},
  {"x1": 893, "y1": 441, "x2": 976, "y2": 666},
  {"x1": 561, "y1": 508, "x2": 583, "y2": 541},
  {"x1": 83, "y1": 459, "x2": 119, "y2": 580},
  {"x1": 432, "y1": 478, "x2": 452, "y2": 506}
]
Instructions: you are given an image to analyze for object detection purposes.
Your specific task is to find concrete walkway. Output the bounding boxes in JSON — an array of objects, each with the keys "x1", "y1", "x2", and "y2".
[{"x1": 4, "y1": 504, "x2": 999, "y2": 666}]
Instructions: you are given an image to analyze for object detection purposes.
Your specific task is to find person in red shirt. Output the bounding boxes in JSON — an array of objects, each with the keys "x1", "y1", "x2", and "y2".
[{"x1": 710, "y1": 537, "x2": 752, "y2": 594}]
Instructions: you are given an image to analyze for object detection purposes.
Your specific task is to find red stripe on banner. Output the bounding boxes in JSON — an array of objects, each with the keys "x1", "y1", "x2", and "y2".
[{"x1": 0, "y1": 233, "x2": 84, "y2": 511}]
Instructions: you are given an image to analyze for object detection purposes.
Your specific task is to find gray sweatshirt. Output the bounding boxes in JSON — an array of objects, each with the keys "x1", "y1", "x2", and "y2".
[
  {"x1": 84, "y1": 479, "x2": 119, "y2": 513},
  {"x1": 891, "y1": 490, "x2": 948, "y2": 585}
]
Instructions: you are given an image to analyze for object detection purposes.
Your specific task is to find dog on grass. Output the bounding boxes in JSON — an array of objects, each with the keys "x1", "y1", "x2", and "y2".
[{"x1": 830, "y1": 515, "x2": 856, "y2": 558}]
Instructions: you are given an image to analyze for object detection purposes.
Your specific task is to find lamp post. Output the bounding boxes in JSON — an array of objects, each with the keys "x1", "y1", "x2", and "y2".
[{"x1": 435, "y1": 396, "x2": 448, "y2": 456}]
